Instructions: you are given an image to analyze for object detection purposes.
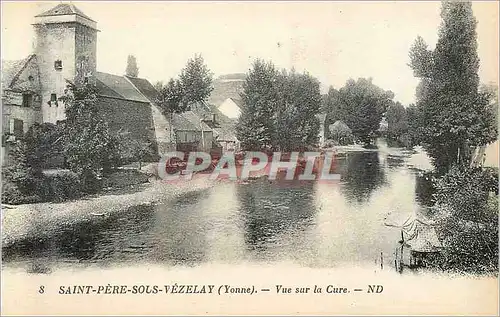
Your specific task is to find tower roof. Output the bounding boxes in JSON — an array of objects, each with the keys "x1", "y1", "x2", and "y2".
[{"x1": 35, "y1": 3, "x2": 95, "y2": 22}]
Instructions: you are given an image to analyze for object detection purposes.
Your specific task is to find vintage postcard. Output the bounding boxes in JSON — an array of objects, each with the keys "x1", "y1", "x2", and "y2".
[{"x1": 1, "y1": 1, "x2": 499, "y2": 315}]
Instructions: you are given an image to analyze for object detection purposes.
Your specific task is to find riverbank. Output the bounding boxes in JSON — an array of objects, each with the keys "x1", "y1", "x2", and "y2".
[{"x1": 1, "y1": 175, "x2": 216, "y2": 248}]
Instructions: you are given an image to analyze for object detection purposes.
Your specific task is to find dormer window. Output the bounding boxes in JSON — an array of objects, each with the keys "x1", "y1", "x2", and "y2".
[{"x1": 54, "y1": 60, "x2": 63, "y2": 70}]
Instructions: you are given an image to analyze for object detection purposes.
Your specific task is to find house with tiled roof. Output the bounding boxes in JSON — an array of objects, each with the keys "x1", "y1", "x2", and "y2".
[
  {"x1": 2, "y1": 55, "x2": 42, "y2": 140},
  {"x1": 2, "y1": 3, "x2": 158, "y2": 163},
  {"x1": 125, "y1": 75, "x2": 216, "y2": 153},
  {"x1": 1, "y1": 3, "x2": 242, "y2": 166},
  {"x1": 128, "y1": 74, "x2": 239, "y2": 153},
  {"x1": 189, "y1": 102, "x2": 239, "y2": 152}
]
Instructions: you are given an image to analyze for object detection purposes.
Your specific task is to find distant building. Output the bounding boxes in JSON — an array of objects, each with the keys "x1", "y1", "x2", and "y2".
[
  {"x1": 209, "y1": 74, "x2": 245, "y2": 119},
  {"x1": 189, "y1": 102, "x2": 239, "y2": 153},
  {"x1": 218, "y1": 97, "x2": 242, "y2": 119}
]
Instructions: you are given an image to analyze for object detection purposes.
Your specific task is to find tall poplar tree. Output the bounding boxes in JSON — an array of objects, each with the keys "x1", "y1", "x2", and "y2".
[
  {"x1": 409, "y1": 1, "x2": 497, "y2": 173},
  {"x1": 125, "y1": 55, "x2": 139, "y2": 77}
]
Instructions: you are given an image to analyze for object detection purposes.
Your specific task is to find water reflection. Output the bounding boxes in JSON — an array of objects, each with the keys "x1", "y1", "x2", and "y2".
[
  {"x1": 2, "y1": 204, "x2": 158, "y2": 268},
  {"x1": 2, "y1": 150, "x2": 432, "y2": 272},
  {"x1": 237, "y1": 179, "x2": 316, "y2": 259},
  {"x1": 414, "y1": 172, "x2": 435, "y2": 206},
  {"x1": 151, "y1": 191, "x2": 208, "y2": 266},
  {"x1": 340, "y1": 152, "x2": 386, "y2": 203}
]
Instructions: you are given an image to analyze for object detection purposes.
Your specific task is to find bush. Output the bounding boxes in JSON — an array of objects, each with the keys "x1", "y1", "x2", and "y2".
[
  {"x1": 431, "y1": 166, "x2": 498, "y2": 273},
  {"x1": 2, "y1": 171, "x2": 82, "y2": 204},
  {"x1": 43, "y1": 171, "x2": 82, "y2": 202},
  {"x1": 1, "y1": 180, "x2": 43, "y2": 205},
  {"x1": 78, "y1": 170, "x2": 103, "y2": 194},
  {"x1": 102, "y1": 169, "x2": 149, "y2": 189},
  {"x1": 110, "y1": 130, "x2": 157, "y2": 168}
]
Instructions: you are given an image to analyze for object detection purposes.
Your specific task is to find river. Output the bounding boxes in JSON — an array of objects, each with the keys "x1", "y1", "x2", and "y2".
[{"x1": 2, "y1": 141, "x2": 434, "y2": 272}]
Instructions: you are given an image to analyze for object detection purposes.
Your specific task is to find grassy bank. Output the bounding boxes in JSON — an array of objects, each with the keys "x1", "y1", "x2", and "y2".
[{"x1": 1, "y1": 175, "x2": 216, "y2": 247}]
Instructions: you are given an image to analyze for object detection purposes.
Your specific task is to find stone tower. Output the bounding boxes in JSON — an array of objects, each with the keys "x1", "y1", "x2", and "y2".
[{"x1": 33, "y1": 3, "x2": 98, "y2": 123}]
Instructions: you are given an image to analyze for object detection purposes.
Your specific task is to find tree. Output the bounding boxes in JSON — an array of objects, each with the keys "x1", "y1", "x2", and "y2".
[
  {"x1": 480, "y1": 82, "x2": 499, "y2": 125},
  {"x1": 406, "y1": 103, "x2": 424, "y2": 147},
  {"x1": 125, "y1": 55, "x2": 139, "y2": 77},
  {"x1": 156, "y1": 79, "x2": 187, "y2": 115},
  {"x1": 156, "y1": 78, "x2": 189, "y2": 147},
  {"x1": 322, "y1": 87, "x2": 342, "y2": 130},
  {"x1": 60, "y1": 82, "x2": 117, "y2": 192},
  {"x1": 237, "y1": 61, "x2": 322, "y2": 151},
  {"x1": 237, "y1": 59, "x2": 279, "y2": 150},
  {"x1": 274, "y1": 69, "x2": 321, "y2": 151},
  {"x1": 179, "y1": 54, "x2": 213, "y2": 105},
  {"x1": 324, "y1": 78, "x2": 394, "y2": 146},
  {"x1": 386, "y1": 102, "x2": 409, "y2": 146},
  {"x1": 154, "y1": 81, "x2": 164, "y2": 92},
  {"x1": 409, "y1": 2, "x2": 497, "y2": 173}
]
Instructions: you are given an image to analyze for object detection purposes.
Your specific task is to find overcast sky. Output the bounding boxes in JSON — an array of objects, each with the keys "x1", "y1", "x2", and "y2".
[{"x1": 1, "y1": 1, "x2": 498, "y2": 105}]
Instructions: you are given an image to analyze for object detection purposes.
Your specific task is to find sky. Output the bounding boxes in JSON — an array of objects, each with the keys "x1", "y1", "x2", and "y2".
[{"x1": 1, "y1": 1, "x2": 498, "y2": 105}]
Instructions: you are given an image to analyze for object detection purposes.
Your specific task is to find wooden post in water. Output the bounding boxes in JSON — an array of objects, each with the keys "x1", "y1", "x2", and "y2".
[{"x1": 380, "y1": 252, "x2": 383, "y2": 270}]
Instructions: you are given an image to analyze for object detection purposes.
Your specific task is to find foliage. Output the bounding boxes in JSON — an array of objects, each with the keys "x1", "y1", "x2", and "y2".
[
  {"x1": 323, "y1": 78, "x2": 394, "y2": 146},
  {"x1": 179, "y1": 54, "x2": 213, "y2": 105},
  {"x1": 237, "y1": 60, "x2": 321, "y2": 151},
  {"x1": 156, "y1": 54, "x2": 213, "y2": 145},
  {"x1": 322, "y1": 87, "x2": 341, "y2": 124},
  {"x1": 3, "y1": 122, "x2": 64, "y2": 199},
  {"x1": 405, "y1": 103, "x2": 424, "y2": 147},
  {"x1": 113, "y1": 130, "x2": 155, "y2": 166},
  {"x1": 431, "y1": 166, "x2": 498, "y2": 273},
  {"x1": 386, "y1": 102, "x2": 407, "y2": 139},
  {"x1": 61, "y1": 82, "x2": 118, "y2": 193},
  {"x1": 102, "y1": 169, "x2": 149, "y2": 189},
  {"x1": 43, "y1": 171, "x2": 82, "y2": 202},
  {"x1": 274, "y1": 69, "x2": 321, "y2": 151},
  {"x1": 155, "y1": 78, "x2": 188, "y2": 115},
  {"x1": 1, "y1": 180, "x2": 43, "y2": 204},
  {"x1": 237, "y1": 59, "x2": 279, "y2": 150},
  {"x1": 386, "y1": 102, "x2": 418, "y2": 148},
  {"x1": 125, "y1": 55, "x2": 139, "y2": 77},
  {"x1": 408, "y1": 2, "x2": 497, "y2": 174},
  {"x1": 328, "y1": 120, "x2": 354, "y2": 145}
]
